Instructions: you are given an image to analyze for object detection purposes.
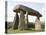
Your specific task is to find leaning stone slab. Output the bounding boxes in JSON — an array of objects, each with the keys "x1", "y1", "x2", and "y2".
[{"x1": 13, "y1": 12, "x2": 19, "y2": 30}]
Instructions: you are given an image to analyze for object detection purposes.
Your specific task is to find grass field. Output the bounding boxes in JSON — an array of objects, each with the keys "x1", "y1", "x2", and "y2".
[
  {"x1": 7, "y1": 22, "x2": 45, "y2": 34},
  {"x1": 7, "y1": 27, "x2": 45, "y2": 34}
]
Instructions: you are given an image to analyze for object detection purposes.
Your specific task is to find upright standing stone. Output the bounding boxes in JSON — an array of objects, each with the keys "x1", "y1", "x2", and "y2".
[
  {"x1": 13, "y1": 12, "x2": 19, "y2": 30},
  {"x1": 25, "y1": 11, "x2": 28, "y2": 29},
  {"x1": 35, "y1": 17, "x2": 41, "y2": 31},
  {"x1": 18, "y1": 11, "x2": 25, "y2": 30}
]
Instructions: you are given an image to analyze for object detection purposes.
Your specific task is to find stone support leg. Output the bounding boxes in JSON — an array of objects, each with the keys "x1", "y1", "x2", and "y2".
[
  {"x1": 18, "y1": 11, "x2": 25, "y2": 30},
  {"x1": 25, "y1": 11, "x2": 28, "y2": 29},
  {"x1": 35, "y1": 17, "x2": 41, "y2": 31},
  {"x1": 13, "y1": 12, "x2": 19, "y2": 30}
]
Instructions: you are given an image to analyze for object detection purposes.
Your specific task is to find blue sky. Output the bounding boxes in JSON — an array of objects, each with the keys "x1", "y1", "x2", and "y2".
[{"x1": 7, "y1": 1, "x2": 45, "y2": 22}]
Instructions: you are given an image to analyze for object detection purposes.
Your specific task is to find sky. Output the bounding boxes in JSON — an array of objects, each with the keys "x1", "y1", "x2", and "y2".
[{"x1": 7, "y1": 1, "x2": 45, "y2": 22}]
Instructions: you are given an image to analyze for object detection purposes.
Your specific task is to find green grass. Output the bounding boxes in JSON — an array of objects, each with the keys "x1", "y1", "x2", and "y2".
[
  {"x1": 7, "y1": 28, "x2": 45, "y2": 34},
  {"x1": 7, "y1": 22, "x2": 45, "y2": 34}
]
